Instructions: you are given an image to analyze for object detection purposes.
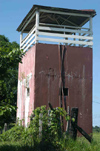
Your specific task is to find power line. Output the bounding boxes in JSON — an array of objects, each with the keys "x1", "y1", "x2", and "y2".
[{"x1": 93, "y1": 101, "x2": 100, "y2": 104}]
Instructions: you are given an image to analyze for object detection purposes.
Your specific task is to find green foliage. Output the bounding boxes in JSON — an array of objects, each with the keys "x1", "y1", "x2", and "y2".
[
  {"x1": 65, "y1": 133, "x2": 100, "y2": 151},
  {"x1": 1, "y1": 106, "x2": 100, "y2": 151},
  {"x1": 0, "y1": 106, "x2": 69, "y2": 150},
  {"x1": 93, "y1": 126, "x2": 100, "y2": 132},
  {"x1": 0, "y1": 141, "x2": 34, "y2": 151},
  {"x1": 0, "y1": 35, "x2": 24, "y2": 129},
  {"x1": 0, "y1": 123, "x2": 24, "y2": 142},
  {"x1": 21, "y1": 106, "x2": 69, "y2": 150}
]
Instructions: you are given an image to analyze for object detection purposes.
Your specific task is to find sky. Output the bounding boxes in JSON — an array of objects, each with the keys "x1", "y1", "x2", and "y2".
[{"x1": 0, "y1": 0, "x2": 100, "y2": 126}]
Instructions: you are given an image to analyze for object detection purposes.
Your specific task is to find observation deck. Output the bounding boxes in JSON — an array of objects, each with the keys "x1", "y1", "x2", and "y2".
[{"x1": 17, "y1": 5, "x2": 96, "y2": 52}]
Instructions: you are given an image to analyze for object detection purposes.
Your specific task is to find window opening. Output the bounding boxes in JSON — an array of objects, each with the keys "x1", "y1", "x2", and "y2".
[
  {"x1": 27, "y1": 87, "x2": 30, "y2": 96},
  {"x1": 63, "y1": 88, "x2": 69, "y2": 96}
]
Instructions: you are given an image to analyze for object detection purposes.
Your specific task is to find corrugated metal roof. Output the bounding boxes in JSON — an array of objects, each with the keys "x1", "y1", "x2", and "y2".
[{"x1": 17, "y1": 5, "x2": 96, "y2": 32}]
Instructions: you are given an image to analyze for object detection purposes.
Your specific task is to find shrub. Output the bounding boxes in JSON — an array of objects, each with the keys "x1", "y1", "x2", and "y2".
[
  {"x1": 0, "y1": 123, "x2": 24, "y2": 142},
  {"x1": 0, "y1": 106, "x2": 69, "y2": 150}
]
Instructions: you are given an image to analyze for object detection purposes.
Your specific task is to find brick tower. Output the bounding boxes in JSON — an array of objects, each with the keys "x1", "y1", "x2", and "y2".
[{"x1": 17, "y1": 5, "x2": 96, "y2": 134}]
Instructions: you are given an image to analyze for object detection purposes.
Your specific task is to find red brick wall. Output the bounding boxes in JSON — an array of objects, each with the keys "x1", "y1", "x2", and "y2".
[
  {"x1": 35, "y1": 44, "x2": 92, "y2": 134},
  {"x1": 17, "y1": 43, "x2": 92, "y2": 134}
]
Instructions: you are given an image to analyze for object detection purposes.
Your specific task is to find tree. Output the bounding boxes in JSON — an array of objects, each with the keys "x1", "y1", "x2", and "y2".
[
  {"x1": 0, "y1": 35, "x2": 24, "y2": 129},
  {"x1": 93, "y1": 126, "x2": 100, "y2": 132}
]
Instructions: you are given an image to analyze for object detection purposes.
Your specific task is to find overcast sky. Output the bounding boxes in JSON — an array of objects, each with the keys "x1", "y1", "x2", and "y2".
[{"x1": 0, "y1": 0, "x2": 100, "y2": 126}]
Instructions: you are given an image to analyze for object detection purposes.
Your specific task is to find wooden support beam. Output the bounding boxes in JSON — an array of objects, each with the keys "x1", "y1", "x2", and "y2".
[
  {"x1": 69, "y1": 108, "x2": 78, "y2": 140},
  {"x1": 61, "y1": 16, "x2": 71, "y2": 25},
  {"x1": 59, "y1": 15, "x2": 78, "y2": 26},
  {"x1": 39, "y1": 9, "x2": 90, "y2": 17},
  {"x1": 76, "y1": 125, "x2": 92, "y2": 143},
  {"x1": 21, "y1": 12, "x2": 36, "y2": 32}
]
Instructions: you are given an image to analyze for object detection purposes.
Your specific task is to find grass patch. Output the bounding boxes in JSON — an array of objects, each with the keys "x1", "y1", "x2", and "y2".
[
  {"x1": 0, "y1": 141, "x2": 34, "y2": 151},
  {"x1": 65, "y1": 133, "x2": 100, "y2": 151},
  {"x1": 0, "y1": 133, "x2": 100, "y2": 151}
]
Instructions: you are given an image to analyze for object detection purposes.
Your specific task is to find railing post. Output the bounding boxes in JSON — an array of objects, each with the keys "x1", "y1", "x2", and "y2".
[
  {"x1": 89, "y1": 16, "x2": 92, "y2": 34},
  {"x1": 4, "y1": 123, "x2": 7, "y2": 132},
  {"x1": 66, "y1": 106, "x2": 70, "y2": 132},
  {"x1": 20, "y1": 32, "x2": 23, "y2": 49},
  {"x1": 73, "y1": 33, "x2": 76, "y2": 46},
  {"x1": 39, "y1": 113, "x2": 43, "y2": 137},
  {"x1": 79, "y1": 33, "x2": 81, "y2": 47},
  {"x1": 89, "y1": 16, "x2": 93, "y2": 48},
  {"x1": 35, "y1": 10, "x2": 39, "y2": 43},
  {"x1": 64, "y1": 26, "x2": 68, "y2": 46}
]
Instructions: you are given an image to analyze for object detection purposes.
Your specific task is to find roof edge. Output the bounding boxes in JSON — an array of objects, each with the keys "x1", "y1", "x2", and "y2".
[{"x1": 17, "y1": 5, "x2": 96, "y2": 32}]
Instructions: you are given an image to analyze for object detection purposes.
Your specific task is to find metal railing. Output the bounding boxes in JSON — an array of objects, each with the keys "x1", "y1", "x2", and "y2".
[{"x1": 20, "y1": 23, "x2": 93, "y2": 52}]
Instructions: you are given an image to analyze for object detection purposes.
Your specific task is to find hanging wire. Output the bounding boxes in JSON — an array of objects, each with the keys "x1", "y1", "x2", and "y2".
[{"x1": 93, "y1": 101, "x2": 100, "y2": 104}]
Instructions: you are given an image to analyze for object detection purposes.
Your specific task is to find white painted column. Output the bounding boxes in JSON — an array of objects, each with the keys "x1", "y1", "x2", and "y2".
[
  {"x1": 20, "y1": 32, "x2": 23, "y2": 49},
  {"x1": 89, "y1": 16, "x2": 93, "y2": 34},
  {"x1": 17, "y1": 80, "x2": 22, "y2": 121},
  {"x1": 35, "y1": 10, "x2": 39, "y2": 43},
  {"x1": 89, "y1": 16, "x2": 93, "y2": 48}
]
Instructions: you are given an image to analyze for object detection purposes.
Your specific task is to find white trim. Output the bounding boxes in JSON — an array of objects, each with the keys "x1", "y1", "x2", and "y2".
[
  {"x1": 21, "y1": 33, "x2": 35, "y2": 50},
  {"x1": 39, "y1": 9, "x2": 90, "y2": 17},
  {"x1": 24, "y1": 38, "x2": 35, "y2": 52},
  {"x1": 36, "y1": 10, "x2": 39, "y2": 28},
  {"x1": 20, "y1": 32, "x2": 23, "y2": 47},
  {"x1": 37, "y1": 31, "x2": 93, "y2": 40},
  {"x1": 38, "y1": 26, "x2": 91, "y2": 35},
  {"x1": 39, "y1": 23, "x2": 89, "y2": 30},
  {"x1": 89, "y1": 16, "x2": 92, "y2": 35},
  {"x1": 37, "y1": 37, "x2": 93, "y2": 46},
  {"x1": 21, "y1": 26, "x2": 36, "y2": 47},
  {"x1": 35, "y1": 10, "x2": 39, "y2": 43}
]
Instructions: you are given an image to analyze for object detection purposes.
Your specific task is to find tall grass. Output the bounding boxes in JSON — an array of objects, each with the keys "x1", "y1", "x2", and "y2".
[
  {"x1": 0, "y1": 133, "x2": 100, "y2": 151},
  {"x1": 0, "y1": 106, "x2": 100, "y2": 151}
]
